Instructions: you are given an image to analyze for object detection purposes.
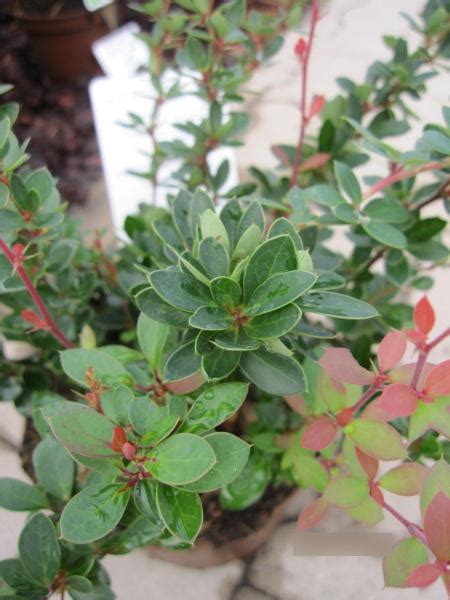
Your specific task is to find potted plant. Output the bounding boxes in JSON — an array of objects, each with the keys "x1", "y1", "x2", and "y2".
[
  {"x1": 8, "y1": 0, "x2": 115, "y2": 80},
  {"x1": 0, "y1": 0, "x2": 449, "y2": 597}
]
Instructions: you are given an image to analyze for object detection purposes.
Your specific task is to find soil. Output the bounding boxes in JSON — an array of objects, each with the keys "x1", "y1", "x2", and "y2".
[
  {"x1": 0, "y1": 13, "x2": 102, "y2": 205},
  {"x1": 200, "y1": 484, "x2": 293, "y2": 546}
]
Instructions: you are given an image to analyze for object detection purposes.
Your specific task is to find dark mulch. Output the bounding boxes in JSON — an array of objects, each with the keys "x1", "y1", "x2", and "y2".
[{"x1": 0, "y1": 13, "x2": 102, "y2": 204}]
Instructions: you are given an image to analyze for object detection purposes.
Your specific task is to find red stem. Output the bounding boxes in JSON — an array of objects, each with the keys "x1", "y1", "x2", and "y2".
[
  {"x1": 410, "y1": 327, "x2": 450, "y2": 391},
  {"x1": 0, "y1": 239, "x2": 74, "y2": 349},
  {"x1": 380, "y1": 497, "x2": 428, "y2": 547},
  {"x1": 289, "y1": 0, "x2": 319, "y2": 188},
  {"x1": 363, "y1": 160, "x2": 449, "y2": 201},
  {"x1": 352, "y1": 380, "x2": 384, "y2": 413}
]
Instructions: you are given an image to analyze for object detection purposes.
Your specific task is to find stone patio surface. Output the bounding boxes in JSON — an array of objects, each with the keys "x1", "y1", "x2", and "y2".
[{"x1": 1, "y1": 0, "x2": 449, "y2": 598}]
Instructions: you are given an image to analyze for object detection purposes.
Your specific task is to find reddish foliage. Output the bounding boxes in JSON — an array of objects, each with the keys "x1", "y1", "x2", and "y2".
[
  {"x1": 111, "y1": 427, "x2": 127, "y2": 453},
  {"x1": 377, "y1": 331, "x2": 407, "y2": 373},
  {"x1": 414, "y1": 296, "x2": 435, "y2": 335},
  {"x1": 297, "y1": 497, "x2": 329, "y2": 529},
  {"x1": 319, "y1": 347, "x2": 374, "y2": 385},
  {"x1": 406, "y1": 562, "x2": 443, "y2": 588},
  {"x1": 355, "y1": 447, "x2": 378, "y2": 481},
  {"x1": 422, "y1": 359, "x2": 450, "y2": 397},
  {"x1": 21, "y1": 308, "x2": 49, "y2": 331},
  {"x1": 423, "y1": 492, "x2": 450, "y2": 561},
  {"x1": 301, "y1": 416, "x2": 337, "y2": 451},
  {"x1": 374, "y1": 384, "x2": 419, "y2": 418}
]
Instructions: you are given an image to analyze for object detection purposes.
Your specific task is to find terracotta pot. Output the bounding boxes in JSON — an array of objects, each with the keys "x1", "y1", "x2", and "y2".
[
  {"x1": 15, "y1": 10, "x2": 110, "y2": 80},
  {"x1": 147, "y1": 489, "x2": 298, "y2": 568}
]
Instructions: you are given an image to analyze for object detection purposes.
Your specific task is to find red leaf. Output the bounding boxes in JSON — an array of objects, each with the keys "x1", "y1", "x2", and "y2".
[
  {"x1": 297, "y1": 497, "x2": 328, "y2": 529},
  {"x1": 122, "y1": 442, "x2": 136, "y2": 461},
  {"x1": 299, "y1": 152, "x2": 331, "y2": 172},
  {"x1": 284, "y1": 394, "x2": 307, "y2": 415},
  {"x1": 301, "y1": 417, "x2": 337, "y2": 451},
  {"x1": 165, "y1": 371, "x2": 205, "y2": 394},
  {"x1": 21, "y1": 309, "x2": 49, "y2": 331},
  {"x1": 374, "y1": 384, "x2": 419, "y2": 418},
  {"x1": 355, "y1": 447, "x2": 378, "y2": 481},
  {"x1": 272, "y1": 145, "x2": 293, "y2": 167},
  {"x1": 423, "y1": 491, "x2": 450, "y2": 561},
  {"x1": 308, "y1": 95, "x2": 326, "y2": 120},
  {"x1": 294, "y1": 38, "x2": 307, "y2": 60},
  {"x1": 423, "y1": 359, "x2": 450, "y2": 397},
  {"x1": 377, "y1": 331, "x2": 407, "y2": 373},
  {"x1": 111, "y1": 426, "x2": 127, "y2": 452},
  {"x1": 370, "y1": 484, "x2": 384, "y2": 506},
  {"x1": 406, "y1": 562, "x2": 442, "y2": 588},
  {"x1": 319, "y1": 348, "x2": 375, "y2": 385},
  {"x1": 414, "y1": 296, "x2": 435, "y2": 335}
]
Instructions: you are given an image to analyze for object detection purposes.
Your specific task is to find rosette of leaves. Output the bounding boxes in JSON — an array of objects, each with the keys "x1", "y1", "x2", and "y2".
[{"x1": 134, "y1": 191, "x2": 377, "y2": 395}]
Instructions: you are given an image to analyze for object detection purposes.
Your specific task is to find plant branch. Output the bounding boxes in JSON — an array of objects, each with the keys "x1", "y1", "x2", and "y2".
[
  {"x1": 289, "y1": 0, "x2": 320, "y2": 188},
  {"x1": 363, "y1": 160, "x2": 450, "y2": 201},
  {"x1": 380, "y1": 497, "x2": 428, "y2": 547},
  {"x1": 410, "y1": 327, "x2": 450, "y2": 390},
  {"x1": 352, "y1": 380, "x2": 384, "y2": 413},
  {"x1": 413, "y1": 176, "x2": 450, "y2": 210},
  {"x1": 0, "y1": 239, "x2": 74, "y2": 349}
]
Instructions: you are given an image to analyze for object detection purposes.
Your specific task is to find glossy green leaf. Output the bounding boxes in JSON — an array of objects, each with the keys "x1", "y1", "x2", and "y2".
[
  {"x1": 268, "y1": 217, "x2": 303, "y2": 249},
  {"x1": 133, "y1": 480, "x2": 163, "y2": 525},
  {"x1": 150, "y1": 270, "x2": 213, "y2": 312},
  {"x1": 47, "y1": 405, "x2": 116, "y2": 458},
  {"x1": 129, "y1": 397, "x2": 178, "y2": 444},
  {"x1": 180, "y1": 382, "x2": 248, "y2": 433},
  {"x1": 146, "y1": 433, "x2": 216, "y2": 485},
  {"x1": 240, "y1": 348, "x2": 306, "y2": 395},
  {"x1": 0, "y1": 478, "x2": 49, "y2": 511},
  {"x1": 136, "y1": 288, "x2": 189, "y2": 328},
  {"x1": 202, "y1": 347, "x2": 240, "y2": 380},
  {"x1": 137, "y1": 313, "x2": 169, "y2": 371},
  {"x1": 334, "y1": 161, "x2": 362, "y2": 203},
  {"x1": 200, "y1": 209, "x2": 230, "y2": 250},
  {"x1": 210, "y1": 276, "x2": 241, "y2": 308},
  {"x1": 198, "y1": 237, "x2": 229, "y2": 279},
  {"x1": 100, "y1": 385, "x2": 134, "y2": 426},
  {"x1": 61, "y1": 484, "x2": 130, "y2": 544},
  {"x1": 189, "y1": 306, "x2": 233, "y2": 330},
  {"x1": 213, "y1": 329, "x2": 260, "y2": 351},
  {"x1": 237, "y1": 200, "x2": 265, "y2": 238},
  {"x1": 245, "y1": 271, "x2": 316, "y2": 316},
  {"x1": 18, "y1": 514, "x2": 60, "y2": 586},
  {"x1": 60, "y1": 349, "x2": 132, "y2": 388},
  {"x1": 232, "y1": 224, "x2": 263, "y2": 260},
  {"x1": 183, "y1": 432, "x2": 250, "y2": 492},
  {"x1": 363, "y1": 198, "x2": 409, "y2": 223},
  {"x1": 245, "y1": 304, "x2": 301, "y2": 339},
  {"x1": 32, "y1": 437, "x2": 74, "y2": 501},
  {"x1": 163, "y1": 340, "x2": 201, "y2": 381},
  {"x1": 298, "y1": 291, "x2": 378, "y2": 319},
  {"x1": 243, "y1": 235, "x2": 298, "y2": 300},
  {"x1": 0, "y1": 558, "x2": 46, "y2": 597},
  {"x1": 219, "y1": 450, "x2": 272, "y2": 510},
  {"x1": 362, "y1": 221, "x2": 407, "y2": 249},
  {"x1": 345, "y1": 419, "x2": 406, "y2": 460},
  {"x1": 156, "y1": 485, "x2": 202, "y2": 544}
]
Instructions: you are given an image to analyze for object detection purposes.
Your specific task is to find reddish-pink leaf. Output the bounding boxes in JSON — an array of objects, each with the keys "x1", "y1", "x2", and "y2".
[
  {"x1": 272, "y1": 145, "x2": 293, "y2": 167},
  {"x1": 301, "y1": 417, "x2": 337, "y2": 451},
  {"x1": 319, "y1": 348, "x2": 375, "y2": 386},
  {"x1": 284, "y1": 394, "x2": 307, "y2": 415},
  {"x1": 165, "y1": 371, "x2": 205, "y2": 394},
  {"x1": 308, "y1": 95, "x2": 326, "y2": 119},
  {"x1": 111, "y1": 426, "x2": 127, "y2": 452},
  {"x1": 294, "y1": 38, "x2": 307, "y2": 60},
  {"x1": 299, "y1": 152, "x2": 331, "y2": 172},
  {"x1": 423, "y1": 359, "x2": 450, "y2": 397},
  {"x1": 122, "y1": 442, "x2": 136, "y2": 461},
  {"x1": 355, "y1": 447, "x2": 378, "y2": 481},
  {"x1": 423, "y1": 492, "x2": 450, "y2": 561},
  {"x1": 374, "y1": 384, "x2": 419, "y2": 418},
  {"x1": 389, "y1": 362, "x2": 434, "y2": 387},
  {"x1": 377, "y1": 331, "x2": 407, "y2": 373},
  {"x1": 414, "y1": 296, "x2": 435, "y2": 335},
  {"x1": 406, "y1": 562, "x2": 442, "y2": 588},
  {"x1": 297, "y1": 497, "x2": 329, "y2": 529}
]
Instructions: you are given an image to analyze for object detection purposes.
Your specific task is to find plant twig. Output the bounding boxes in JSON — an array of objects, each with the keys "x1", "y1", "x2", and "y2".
[
  {"x1": 0, "y1": 239, "x2": 74, "y2": 349},
  {"x1": 380, "y1": 497, "x2": 428, "y2": 547},
  {"x1": 289, "y1": 0, "x2": 320, "y2": 188}
]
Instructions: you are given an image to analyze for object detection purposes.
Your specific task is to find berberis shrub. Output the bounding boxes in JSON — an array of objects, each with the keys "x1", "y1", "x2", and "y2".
[{"x1": 0, "y1": 0, "x2": 449, "y2": 598}]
